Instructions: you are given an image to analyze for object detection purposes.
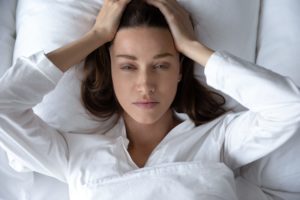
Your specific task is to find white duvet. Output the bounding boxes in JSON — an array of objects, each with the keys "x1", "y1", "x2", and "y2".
[{"x1": 69, "y1": 162, "x2": 237, "y2": 200}]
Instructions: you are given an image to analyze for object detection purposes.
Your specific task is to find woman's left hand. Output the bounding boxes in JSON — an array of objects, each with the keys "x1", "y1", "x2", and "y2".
[
  {"x1": 145, "y1": 0, "x2": 197, "y2": 53},
  {"x1": 146, "y1": 0, "x2": 214, "y2": 66}
]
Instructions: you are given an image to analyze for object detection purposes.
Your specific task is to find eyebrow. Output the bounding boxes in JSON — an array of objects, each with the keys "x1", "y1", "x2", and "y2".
[{"x1": 115, "y1": 53, "x2": 174, "y2": 60}]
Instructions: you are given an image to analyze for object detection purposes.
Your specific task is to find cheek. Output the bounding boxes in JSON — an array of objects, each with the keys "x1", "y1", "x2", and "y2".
[
  {"x1": 160, "y1": 77, "x2": 179, "y2": 100},
  {"x1": 156, "y1": 71, "x2": 180, "y2": 104},
  {"x1": 111, "y1": 71, "x2": 131, "y2": 104}
]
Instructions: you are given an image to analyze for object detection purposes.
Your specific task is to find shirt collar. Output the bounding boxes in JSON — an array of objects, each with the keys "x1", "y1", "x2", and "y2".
[{"x1": 117, "y1": 110, "x2": 195, "y2": 147}]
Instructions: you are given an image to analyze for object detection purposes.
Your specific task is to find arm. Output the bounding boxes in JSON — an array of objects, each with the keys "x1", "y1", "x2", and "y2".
[
  {"x1": 0, "y1": 0, "x2": 131, "y2": 180},
  {"x1": 45, "y1": 0, "x2": 131, "y2": 72},
  {"x1": 204, "y1": 51, "x2": 300, "y2": 169},
  {"x1": 0, "y1": 53, "x2": 68, "y2": 182},
  {"x1": 145, "y1": 0, "x2": 300, "y2": 169},
  {"x1": 45, "y1": 31, "x2": 106, "y2": 72},
  {"x1": 145, "y1": 0, "x2": 214, "y2": 67}
]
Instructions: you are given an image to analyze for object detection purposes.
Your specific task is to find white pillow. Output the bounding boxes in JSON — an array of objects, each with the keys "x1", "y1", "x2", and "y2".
[
  {"x1": 241, "y1": 134, "x2": 300, "y2": 199},
  {"x1": 0, "y1": 1, "x2": 33, "y2": 200},
  {"x1": 14, "y1": 0, "x2": 115, "y2": 134},
  {"x1": 0, "y1": 0, "x2": 17, "y2": 77},
  {"x1": 256, "y1": 0, "x2": 300, "y2": 86},
  {"x1": 242, "y1": 0, "x2": 300, "y2": 198},
  {"x1": 14, "y1": 0, "x2": 260, "y2": 134}
]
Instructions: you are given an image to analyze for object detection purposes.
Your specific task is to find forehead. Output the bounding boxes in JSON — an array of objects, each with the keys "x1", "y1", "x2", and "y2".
[{"x1": 110, "y1": 27, "x2": 178, "y2": 56}]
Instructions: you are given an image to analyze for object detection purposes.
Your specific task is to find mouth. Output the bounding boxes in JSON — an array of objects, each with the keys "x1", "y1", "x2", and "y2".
[{"x1": 132, "y1": 101, "x2": 159, "y2": 109}]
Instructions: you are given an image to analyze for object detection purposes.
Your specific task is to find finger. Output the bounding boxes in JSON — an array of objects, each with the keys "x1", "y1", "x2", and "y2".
[
  {"x1": 119, "y1": 0, "x2": 132, "y2": 4},
  {"x1": 146, "y1": 0, "x2": 178, "y2": 22},
  {"x1": 147, "y1": 0, "x2": 189, "y2": 24},
  {"x1": 110, "y1": 0, "x2": 131, "y2": 14},
  {"x1": 149, "y1": 0, "x2": 195, "y2": 29},
  {"x1": 161, "y1": 0, "x2": 189, "y2": 17},
  {"x1": 107, "y1": 0, "x2": 131, "y2": 7}
]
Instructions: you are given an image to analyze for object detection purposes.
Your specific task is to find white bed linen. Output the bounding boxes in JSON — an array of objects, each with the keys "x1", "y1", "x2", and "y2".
[
  {"x1": 256, "y1": 0, "x2": 300, "y2": 86},
  {"x1": 0, "y1": 0, "x2": 17, "y2": 77},
  {"x1": 243, "y1": 0, "x2": 300, "y2": 199},
  {"x1": 0, "y1": 1, "x2": 34, "y2": 200}
]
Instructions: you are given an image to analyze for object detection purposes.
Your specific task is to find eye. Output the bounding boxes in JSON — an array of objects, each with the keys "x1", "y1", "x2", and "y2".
[
  {"x1": 120, "y1": 65, "x2": 136, "y2": 71},
  {"x1": 153, "y1": 63, "x2": 169, "y2": 70}
]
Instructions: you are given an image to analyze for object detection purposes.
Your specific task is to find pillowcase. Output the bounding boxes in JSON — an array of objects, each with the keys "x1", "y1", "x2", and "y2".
[
  {"x1": 241, "y1": 0, "x2": 300, "y2": 198},
  {"x1": 256, "y1": 0, "x2": 300, "y2": 86},
  {"x1": 13, "y1": 0, "x2": 260, "y2": 134},
  {"x1": 0, "y1": 1, "x2": 33, "y2": 200},
  {"x1": 240, "y1": 134, "x2": 300, "y2": 199},
  {"x1": 0, "y1": 0, "x2": 18, "y2": 77},
  {"x1": 14, "y1": 0, "x2": 115, "y2": 134}
]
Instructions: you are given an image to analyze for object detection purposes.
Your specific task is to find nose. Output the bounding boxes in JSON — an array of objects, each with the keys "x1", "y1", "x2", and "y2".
[{"x1": 136, "y1": 70, "x2": 156, "y2": 95}]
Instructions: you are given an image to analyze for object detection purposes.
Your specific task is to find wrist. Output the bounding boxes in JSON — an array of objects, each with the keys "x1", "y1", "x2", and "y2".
[
  {"x1": 86, "y1": 29, "x2": 107, "y2": 47},
  {"x1": 183, "y1": 40, "x2": 214, "y2": 67}
]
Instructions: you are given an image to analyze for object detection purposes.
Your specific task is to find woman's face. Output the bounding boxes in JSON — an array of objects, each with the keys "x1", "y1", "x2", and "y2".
[{"x1": 109, "y1": 27, "x2": 182, "y2": 124}]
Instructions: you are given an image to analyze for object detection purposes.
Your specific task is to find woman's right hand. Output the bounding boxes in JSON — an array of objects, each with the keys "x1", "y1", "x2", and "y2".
[
  {"x1": 47, "y1": 0, "x2": 131, "y2": 72},
  {"x1": 91, "y1": 0, "x2": 132, "y2": 43}
]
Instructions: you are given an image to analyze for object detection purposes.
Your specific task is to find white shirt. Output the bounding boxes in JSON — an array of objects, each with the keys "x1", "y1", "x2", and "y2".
[{"x1": 0, "y1": 51, "x2": 299, "y2": 200}]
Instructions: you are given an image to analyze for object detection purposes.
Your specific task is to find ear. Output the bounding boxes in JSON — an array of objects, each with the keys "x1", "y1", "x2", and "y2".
[
  {"x1": 178, "y1": 73, "x2": 182, "y2": 82},
  {"x1": 178, "y1": 54, "x2": 184, "y2": 82},
  {"x1": 178, "y1": 64, "x2": 183, "y2": 82}
]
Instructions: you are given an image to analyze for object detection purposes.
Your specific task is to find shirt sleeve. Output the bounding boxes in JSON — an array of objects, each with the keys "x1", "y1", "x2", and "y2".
[
  {"x1": 204, "y1": 51, "x2": 300, "y2": 169},
  {"x1": 0, "y1": 51, "x2": 68, "y2": 182}
]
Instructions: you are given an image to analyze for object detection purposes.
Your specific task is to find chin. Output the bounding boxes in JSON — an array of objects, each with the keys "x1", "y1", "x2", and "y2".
[
  {"x1": 128, "y1": 112, "x2": 163, "y2": 125},
  {"x1": 123, "y1": 106, "x2": 170, "y2": 125},
  {"x1": 134, "y1": 116, "x2": 159, "y2": 125}
]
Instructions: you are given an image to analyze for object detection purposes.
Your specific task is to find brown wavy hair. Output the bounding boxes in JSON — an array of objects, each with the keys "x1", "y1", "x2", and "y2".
[{"x1": 81, "y1": 0, "x2": 226, "y2": 126}]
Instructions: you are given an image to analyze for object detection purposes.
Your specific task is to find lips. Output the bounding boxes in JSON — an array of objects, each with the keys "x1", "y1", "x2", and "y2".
[{"x1": 132, "y1": 101, "x2": 159, "y2": 109}]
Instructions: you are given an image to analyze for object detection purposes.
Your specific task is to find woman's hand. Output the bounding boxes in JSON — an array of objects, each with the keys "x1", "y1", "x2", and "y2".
[
  {"x1": 46, "y1": 0, "x2": 131, "y2": 72},
  {"x1": 146, "y1": 0, "x2": 196, "y2": 52},
  {"x1": 91, "y1": 0, "x2": 132, "y2": 43},
  {"x1": 146, "y1": 0, "x2": 214, "y2": 66}
]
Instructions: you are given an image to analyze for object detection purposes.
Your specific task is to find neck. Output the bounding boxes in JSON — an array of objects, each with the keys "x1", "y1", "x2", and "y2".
[{"x1": 123, "y1": 110, "x2": 180, "y2": 149}]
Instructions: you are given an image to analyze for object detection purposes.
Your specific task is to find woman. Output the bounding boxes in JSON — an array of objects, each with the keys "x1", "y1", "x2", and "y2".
[{"x1": 0, "y1": 0, "x2": 299, "y2": 199}]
